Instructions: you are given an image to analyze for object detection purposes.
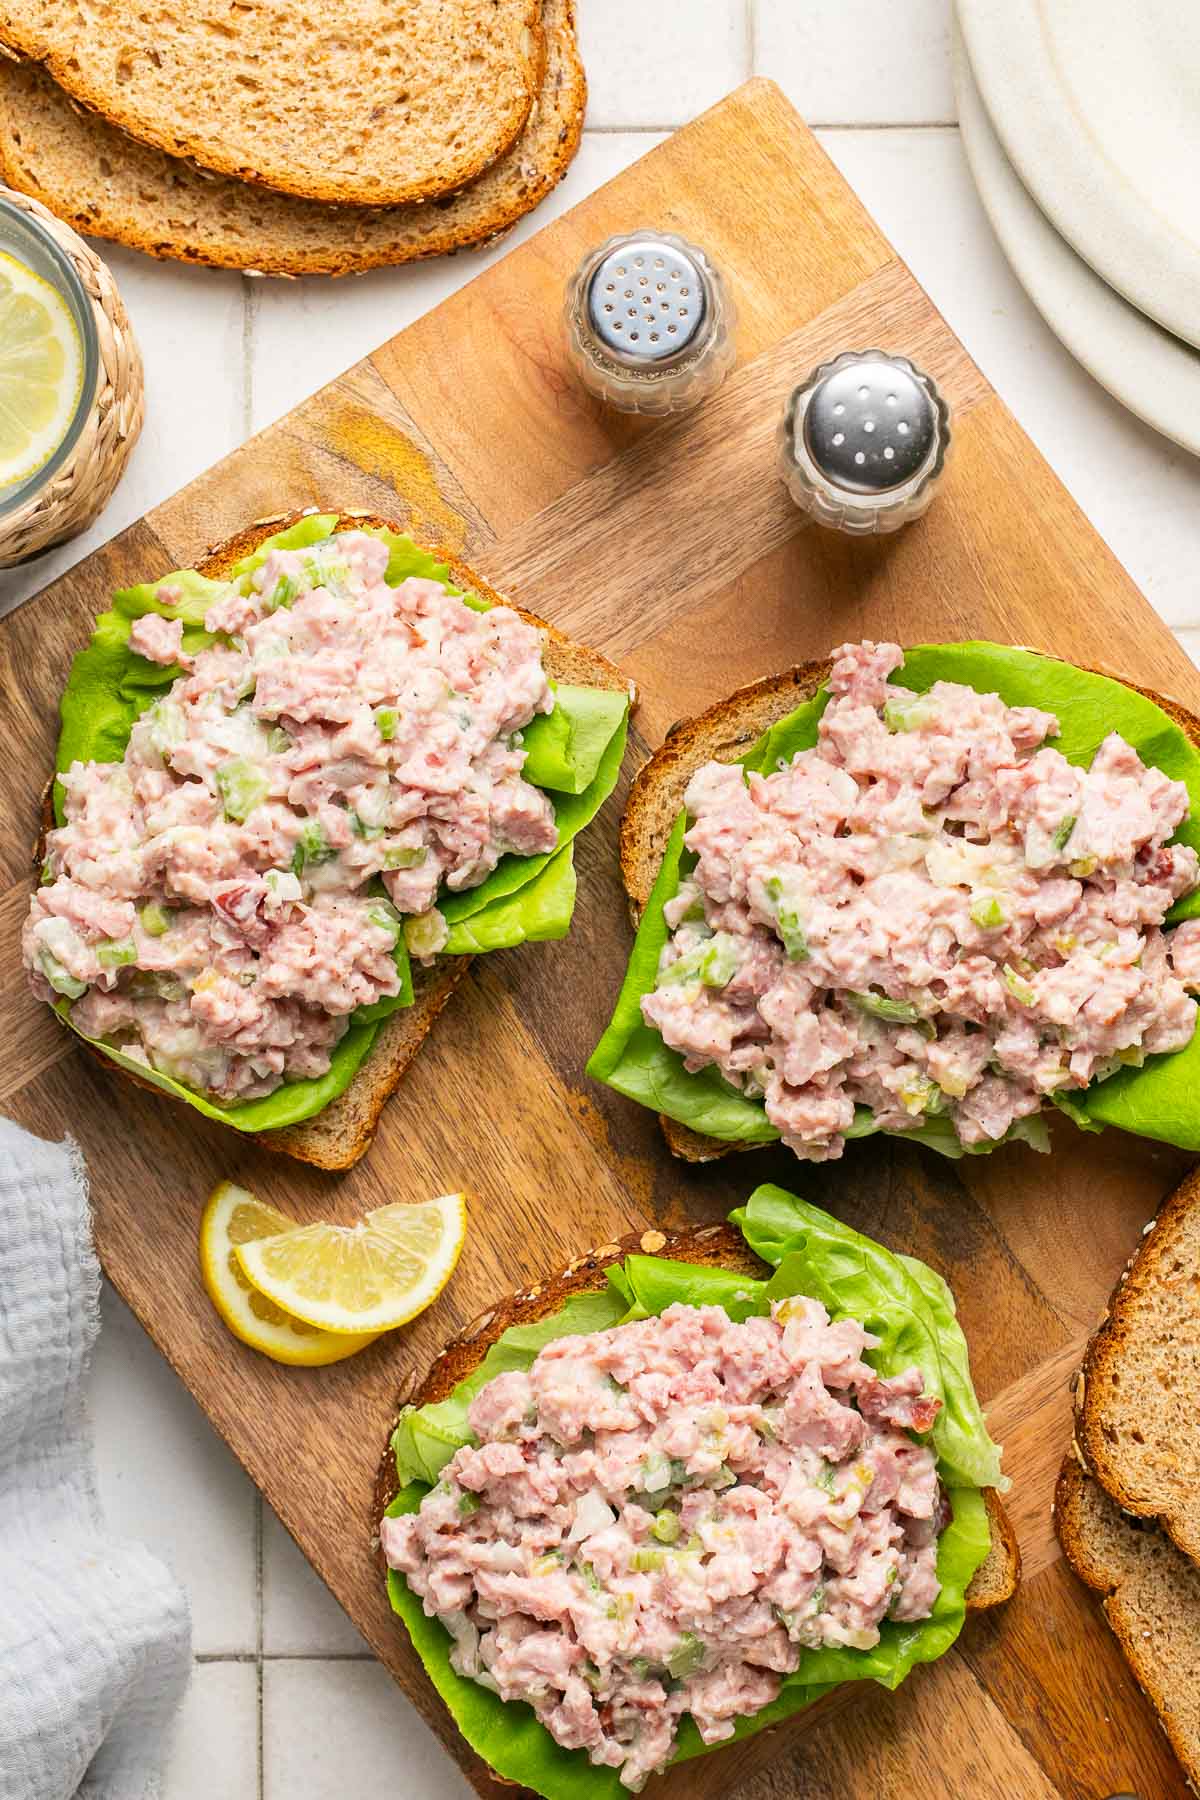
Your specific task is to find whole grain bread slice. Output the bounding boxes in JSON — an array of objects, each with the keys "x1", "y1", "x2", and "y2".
[
  {"x1": 0, "y1": 0, "x2": 584, "y2": 277},
  {"x1": 1073, "y1": 1163, "x2": 1200, "y2": 1565},
  {"x1": 618, "y1": 658, "x2": 1200, "y2": 1164},
  {"x1": 375, "y1": 1218, "x2": 1019, "y2": 1618},
  {"x1": 1056, "y1": 1455, "x2": 1200, "y2": 1788},
  {"x1": 42, "y1": 508, "x2": 632, "y2": 1172},
  {"x1": 0, "y1": 0, "x2": 543, "y2": 208}
]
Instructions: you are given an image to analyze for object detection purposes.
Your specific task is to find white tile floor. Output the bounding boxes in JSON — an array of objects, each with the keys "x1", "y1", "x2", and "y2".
[{"x1": 5, "y1": 2, "x2": 1200, "y2": 1792}]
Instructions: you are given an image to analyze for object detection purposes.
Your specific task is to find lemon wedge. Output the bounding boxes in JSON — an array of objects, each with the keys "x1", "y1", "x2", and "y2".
[
  {"x1": 200, "y1": 1181, "x2": 379, "y2": 1366},
  {"x1": 0, "y1": 252, "x2": 84, "y2": 490},
  {"x1": 235, "y1": 1191, "x2": 467, "y2": 1335}
]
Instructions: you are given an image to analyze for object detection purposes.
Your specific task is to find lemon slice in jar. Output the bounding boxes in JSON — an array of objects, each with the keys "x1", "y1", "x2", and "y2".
[{"x1": 0, "y1": 251, "x2": 84, "y2": 490}]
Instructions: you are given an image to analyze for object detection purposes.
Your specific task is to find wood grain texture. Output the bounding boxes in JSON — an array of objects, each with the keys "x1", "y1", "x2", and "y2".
[{"x1": 2, "y1": 80, "x2": 1196, "y2": 1798}]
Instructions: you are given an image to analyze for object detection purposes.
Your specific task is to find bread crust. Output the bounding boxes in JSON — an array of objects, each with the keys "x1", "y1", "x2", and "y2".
[
  {"x1": 617, "y1": 654, "x2": 1200, "y2": 1164},
  {"x1": 1073, "y1": 1163, "x2": 1200, "y2": 1563},
  {"x1": 38, "y1": 507, "x2": 632, "y2": 1170},
  {"x1": 1056, "y1": 1454, "x2": 1200, "y2": 1791},
  {"x1": 375, "y1": 1221, "x2": 1020, "y2": 1617},
  {"x1": 0, "y1": 2, "x2": 586, "y2": 277},
  {"x1": 0, "y1": 0, "x2": 546, "y2": 209}
]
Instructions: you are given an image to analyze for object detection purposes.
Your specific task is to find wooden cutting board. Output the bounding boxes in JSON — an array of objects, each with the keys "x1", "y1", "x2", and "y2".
[{"x1": 2, "y1": 79, "x2": 1194, "y2": 1800}]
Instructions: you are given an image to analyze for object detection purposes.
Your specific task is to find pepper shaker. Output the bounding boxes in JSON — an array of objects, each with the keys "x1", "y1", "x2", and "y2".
[
  {"x1": 777, "y1": 350, "x2": 950, "y2": 535},
  {"x1": 564, "y1": 230, "x2": 737, "y2": 416}
]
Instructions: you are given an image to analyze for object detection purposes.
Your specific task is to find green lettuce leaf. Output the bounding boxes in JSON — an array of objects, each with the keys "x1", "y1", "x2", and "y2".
[
  {"x1": 442, "y1": 846, "x2": 577, "y2": 954},
  {"x1": 50, "y1": 520, "x2": 627, "y2": 1133},
  {"x1": 392, "y1": 1288, "x2": 627, "y2": 1487},
  {"x1": 589, "y1": 642, "x2": 1200, "y2": 1156},
  {"x1": 731, "y1": 1185, "x2": 1004, "y2": 1490},
  {"x1": 56, "y1": 998, "x2": 380, "y2": 1132},
  {"x1": 439, "y1": 706, "x2": 629, "y2": 936},
  {"x1": 384, "y1": 1189, "x2": 998, "y2": 1798},
  {"x1": 522, "y1": 686, "x2": 632, "y2": 796}
]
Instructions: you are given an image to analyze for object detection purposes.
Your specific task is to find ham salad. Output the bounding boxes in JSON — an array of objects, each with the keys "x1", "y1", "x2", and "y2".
[
  {"x1": 383, "y1": 1298, "x2": 947, "y2": 1790},
  {"x1": 642, "y1": 640, "x2": 1200, "y2": 1161},
  {"x1": 24, "y1": 531, "x2": 559, "y2": 1101}
]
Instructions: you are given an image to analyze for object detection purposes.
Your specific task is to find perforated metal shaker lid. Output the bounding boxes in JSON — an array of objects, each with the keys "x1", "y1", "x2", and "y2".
[
  {"x1": 564, "y1": 229, "x2": 737, "y2": 417},
  {"x1": 778, "y1": 350, "x2": 950, "y2": 535},
  {"x1": 584, "y1": 235, "x2": 710, "y2": 365}
]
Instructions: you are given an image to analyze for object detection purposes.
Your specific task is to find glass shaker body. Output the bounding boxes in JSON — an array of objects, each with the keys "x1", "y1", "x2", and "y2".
[
  {"x1": 777, "y1": 350, "x2": 950, "y2": 535},
  {"x1": 564, "y1": 230, "x2": 736, "y2": 417}
]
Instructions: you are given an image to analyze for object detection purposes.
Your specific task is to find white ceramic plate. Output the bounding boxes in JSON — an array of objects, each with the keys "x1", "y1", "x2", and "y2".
[
  {"x1": 956, "y1": 0, "x2": 1200, "y2": 349},
  {"x1": 955, "y1": 33, "x2": 1200, "y2": 458}
]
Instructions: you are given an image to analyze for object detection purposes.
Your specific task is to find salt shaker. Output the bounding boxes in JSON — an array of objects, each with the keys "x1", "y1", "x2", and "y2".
[
  {"x1": 777, "y1": 350, "x2": 949, "y2": 535},
  {"x1": 563, "y1": 230, "x2": 736, "y2": 416}
]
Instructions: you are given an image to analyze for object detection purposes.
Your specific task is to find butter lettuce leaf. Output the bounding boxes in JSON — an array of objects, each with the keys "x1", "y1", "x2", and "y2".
[
  {"x1": 589, "y1": 642, "x2": 1200, "y2": 1157},
  {"x1": 50, "y1": 521, "x2": 626, "y2": 1134},
  {"x1": 384, "y1": 1188, "x2": 997, "y2": 1799},
  {"x1": 56, "y1": 998, "x2": 379, "y2": 1132},
  {"x1": 442, "y1": 847, "x2": 577, "y2": 955}
]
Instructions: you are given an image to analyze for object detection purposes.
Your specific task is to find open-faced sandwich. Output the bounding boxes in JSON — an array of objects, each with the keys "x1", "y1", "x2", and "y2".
[
  {"x1": 23, "y1": 511, "x2": 630, "y2": 1169},
  {"x1": 379, "y1": 1186, "x2": 1017, "y2": 1795},
  {"x1": 589, "y1": 640, "x2": 1200, "y2": 1165}
]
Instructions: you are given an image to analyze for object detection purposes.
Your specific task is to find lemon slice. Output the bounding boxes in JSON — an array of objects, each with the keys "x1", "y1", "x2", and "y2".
[
  {"x1": 0, "y1": 252, "x2": 84, "y2": 489},
  {"x1": 200, "y1": 1181, "x2": 379, "y2": 1366},
  {"x1": 235, "y1": 1191, "x2": 467, "y2": 1335}
]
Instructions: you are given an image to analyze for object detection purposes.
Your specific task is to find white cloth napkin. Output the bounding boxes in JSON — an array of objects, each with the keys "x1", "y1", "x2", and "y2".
[{"x1": 0, "y1": 1119, "x2": 191, "y2": 1800}]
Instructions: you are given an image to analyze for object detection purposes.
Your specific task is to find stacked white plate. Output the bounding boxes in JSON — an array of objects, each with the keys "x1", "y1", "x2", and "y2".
[{"x1": 954, "y1": 0, "x2": 1200, "y2": 455}]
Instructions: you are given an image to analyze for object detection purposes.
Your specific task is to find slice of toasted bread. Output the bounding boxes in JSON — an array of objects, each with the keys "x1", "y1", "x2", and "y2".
[
  {"x1": 42, "y1": 509, "x2": 631, "y2": 1171},
  {"x1": 375, "y1": 1219, "x2": 1019, "y2": 1617},
  {"x1": 618, "y1": 657, "x2": 1200, "y2": 1164},
  {"x1": 1056, "y1": 1455, "x2": 1200, "y2": 1788},
  {"x1": 0, "y1": 0, "x2": 584, "y2": 277},
  {"x1": 0, "y1": 0, "x2": 545, "y2": 209},
  {"x1": 1073, "y1": 1163, "x2": 1200, "y2": 1566}
]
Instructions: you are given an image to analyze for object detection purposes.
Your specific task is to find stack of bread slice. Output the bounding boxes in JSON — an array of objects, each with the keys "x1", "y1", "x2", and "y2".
[
  {"x1": 0, "y1": 0, "x2": 584, "y2": 274},
  {"x1": 1056, "y1": 1165, "x2": 1200, "y2": 1784}
]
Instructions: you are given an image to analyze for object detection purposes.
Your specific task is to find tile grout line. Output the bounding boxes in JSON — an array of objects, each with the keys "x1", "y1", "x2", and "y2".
[
  {"x1": 196, "y1": 1651, "x2": 377, "y2": 1664},
  {"x1": 579, "y1": 120, "x2": 959, "y2": 135},
  {"x1": 255, "y1": 1494, "x2": 265, "y2": 1800},
  {"x1": 241, "y1": 274, "x2": 259, "y2": 443}
]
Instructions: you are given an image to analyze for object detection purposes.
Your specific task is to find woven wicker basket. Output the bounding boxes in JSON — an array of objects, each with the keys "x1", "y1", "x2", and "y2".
[{"x1": 0, "y1": 188, "x2": 144, "y2": 569}]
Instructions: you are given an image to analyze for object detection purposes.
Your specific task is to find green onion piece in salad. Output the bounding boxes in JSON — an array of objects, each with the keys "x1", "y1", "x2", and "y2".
[
  {"x1": 96, "y1": 936, "x2": 137, "y2": 969},
  {"x1": 762, "y1": 875, "x2": 809, "y2": 962},
  {"x1": 366, "y1": 900, "x2": 403, "y2": 945},
  {"x1": 666, "y1": 1633, "x2": 706, "y2": 1681},
  {"x1": 215, "y1": 756, "x2": 270, "y2": 823},
  {"x1": 969, "y1": 893, "x2": 1007, "y2": 929},
  {"x1": 658, "y1": 932, "x2": 740, "y2": 992},
  {"x1": 849, "y1": 990, "x2": 922, "y2": 1025},
  {"x1": 291, "y1": 820, "x2": 335, "y2": 876},
  {"x1": 38, "y1": 949, "x2": 87, "y2": 999},
  {"x1": 1002, "y1": 963, "x2": 1037, "y2": 1006},
  {"x1": 139, "y1": 901, "x2": 174, "y2": 937},
  {"x1": 1052, "y1": 814, "x2": 1078, "y2": 852},
  {"x1": 651, "y1": 1510, "x2": 681, "y2": 1545},
  {"x1": 382, "y1": 844, "x2": 427, "y2": 870},
  {"x1": 375, "y1": 707, "x2": 399, "y2": 741}
]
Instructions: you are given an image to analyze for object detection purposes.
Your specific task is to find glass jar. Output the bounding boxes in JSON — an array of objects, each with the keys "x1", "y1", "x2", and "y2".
[{"x1": 0, "y1": 190, "x2": 100, "y2": 538}]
